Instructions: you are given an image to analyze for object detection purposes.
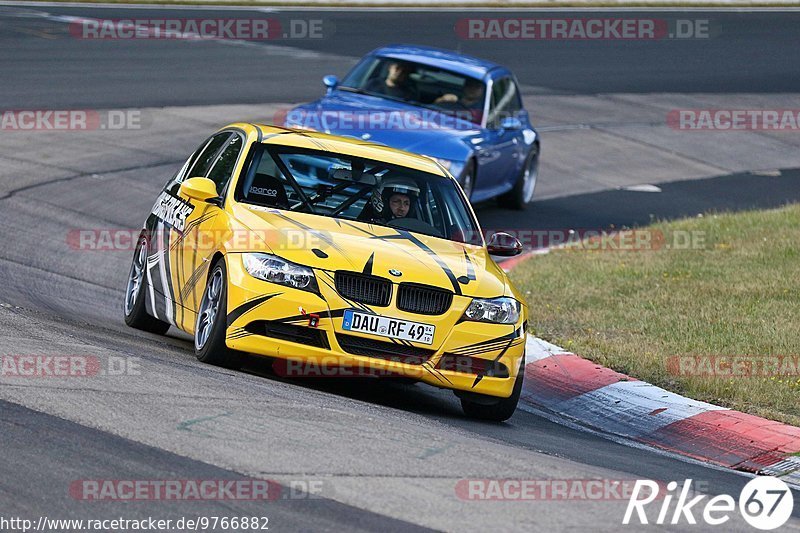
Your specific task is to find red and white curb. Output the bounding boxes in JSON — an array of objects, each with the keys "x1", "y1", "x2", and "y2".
[
  {"x1": 505, "y1": 252, "x2": 800, "y2": 486},
  {"x1": 520, "y1": 331, "x2": 800, "y2": 487}
]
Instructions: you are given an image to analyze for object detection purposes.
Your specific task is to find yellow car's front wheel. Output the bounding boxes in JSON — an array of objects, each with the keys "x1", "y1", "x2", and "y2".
[
  {"x1": 194, "y1": 258, "x2": 241, "y2": 370},
  {"x1": 459, "y1": 359, "x2": 525, "y2": 422}
]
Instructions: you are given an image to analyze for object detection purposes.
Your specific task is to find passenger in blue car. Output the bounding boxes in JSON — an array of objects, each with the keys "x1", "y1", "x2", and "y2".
[
  {"x1": 433, "y1": 78, "x2": 485, "y2": 125},
  {"x1": 365, "y1": 61, "x2": 418, "y2": 101}
]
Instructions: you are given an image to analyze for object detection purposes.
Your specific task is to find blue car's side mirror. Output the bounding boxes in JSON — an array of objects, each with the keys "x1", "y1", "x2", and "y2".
[
  {"x1": 323, "y1": 75, "x2": 339, "y2": 95},
  {"x1": 500, "y1": 116, "x2": 523, "y2": 131}
]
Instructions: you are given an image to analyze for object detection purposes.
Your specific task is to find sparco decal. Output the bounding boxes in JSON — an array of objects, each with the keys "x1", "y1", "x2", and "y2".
[
  {"x1": 151, "y1": 191, "x2": 195, "y2": 232},
  {"x1": 250, "y1": 186, "x2": 278, "y2": 197}
]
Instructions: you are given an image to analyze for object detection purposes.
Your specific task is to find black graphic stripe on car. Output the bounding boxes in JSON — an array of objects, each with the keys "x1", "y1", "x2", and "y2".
[
  {"x1": 372, "y1": 229, "x2": 463, "y2": 296},
  {"x1": 226, "y1": 293, "x2": 281, "y2": 328}
]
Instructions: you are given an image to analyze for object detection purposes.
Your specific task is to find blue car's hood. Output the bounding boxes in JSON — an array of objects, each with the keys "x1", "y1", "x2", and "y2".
[{"x1": 285, "y1": 91, "x2": 481, "y2": 162}]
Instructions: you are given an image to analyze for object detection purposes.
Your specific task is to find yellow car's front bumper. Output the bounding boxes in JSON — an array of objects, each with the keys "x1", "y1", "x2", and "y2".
[{"x1": 224, "y1": 255, "x2": 526, "y2": 398}]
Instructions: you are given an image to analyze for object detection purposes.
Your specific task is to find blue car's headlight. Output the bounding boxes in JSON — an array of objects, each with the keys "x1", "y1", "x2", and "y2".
[
  {"x1": 425, "y1": 156, "x2": 452, "y2": 170},
  {"x1": 463, "y1": 297, "x2": 521, "y2": 324},
  {"x1": 423, "y1": 157, "x2": 466, "y2": 180},
  {"x1": 243, "y1": 253, "x2": 318, "y2": 292}
]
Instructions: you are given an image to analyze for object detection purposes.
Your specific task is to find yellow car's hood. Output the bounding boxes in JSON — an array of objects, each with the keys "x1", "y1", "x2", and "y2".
[{"x1": 231, "y1": 204, "x2": 508, "y2": 298}]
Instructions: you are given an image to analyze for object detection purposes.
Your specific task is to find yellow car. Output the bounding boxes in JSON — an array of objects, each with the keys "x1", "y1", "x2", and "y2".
[{"x1": 124, "y1": 123, "x2": 528, "y2": 420}]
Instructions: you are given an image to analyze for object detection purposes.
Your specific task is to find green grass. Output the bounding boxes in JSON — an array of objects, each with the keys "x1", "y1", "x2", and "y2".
[{"x1": 509, "y1": 204, "x2": 800, "y2": 426}]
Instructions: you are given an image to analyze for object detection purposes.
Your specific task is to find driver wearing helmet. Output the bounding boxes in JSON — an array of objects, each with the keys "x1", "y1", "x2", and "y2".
[{"x1": 380, "y1": 177, "x2": 420, "y2": 221}]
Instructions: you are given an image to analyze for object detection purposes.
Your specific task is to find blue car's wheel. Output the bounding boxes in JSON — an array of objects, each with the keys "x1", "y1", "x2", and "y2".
[
  {"x1": 499, "y1": 144, "x2": 539, "y2": 210},
  {"x1": 458, "y1": 161, "x2": 476, "y2": 200}
]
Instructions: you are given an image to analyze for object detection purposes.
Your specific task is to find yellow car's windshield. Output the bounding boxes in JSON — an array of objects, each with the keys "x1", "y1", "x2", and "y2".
[{"x1": 235, "y1": 145, "x2": 482, "y2": 245}]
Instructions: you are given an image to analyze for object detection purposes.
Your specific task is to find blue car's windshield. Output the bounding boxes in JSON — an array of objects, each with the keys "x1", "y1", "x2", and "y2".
[
  {"x1": 236, "y1": 145, "x2": 483, "y2": 245},
  {"x1": 340, "y1": 57, "x2": 486, "y2": 126}
]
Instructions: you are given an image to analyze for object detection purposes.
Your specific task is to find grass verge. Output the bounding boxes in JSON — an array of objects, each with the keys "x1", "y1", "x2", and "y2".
[{"x1": 509, "y1": 203, "x2": 800, "y2": 426}]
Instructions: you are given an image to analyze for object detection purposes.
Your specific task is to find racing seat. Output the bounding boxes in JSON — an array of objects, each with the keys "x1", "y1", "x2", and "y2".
[{"x1": 246, "y1": 174, "x2": 289, "y2": 210}]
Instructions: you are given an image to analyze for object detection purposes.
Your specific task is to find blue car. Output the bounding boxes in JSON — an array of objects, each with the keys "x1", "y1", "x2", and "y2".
[{"x1": 284, "y1": 44, "x2": 540, "y2": 209}]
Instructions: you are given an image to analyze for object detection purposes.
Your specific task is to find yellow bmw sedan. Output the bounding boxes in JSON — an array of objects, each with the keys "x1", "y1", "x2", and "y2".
[{"x1": 124, "y1": 123, "x2": 528, "y2": 420}]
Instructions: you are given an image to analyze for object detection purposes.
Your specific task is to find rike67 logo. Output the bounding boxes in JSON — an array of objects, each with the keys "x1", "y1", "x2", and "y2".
[{"x1": 624, "y1": 477, "x2": 794, "y2": 530}]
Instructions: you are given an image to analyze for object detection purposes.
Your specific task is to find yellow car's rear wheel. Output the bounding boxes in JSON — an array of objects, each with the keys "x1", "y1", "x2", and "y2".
[{"x1": 124, "y1": 234, "x2": 170, "y2": 335}]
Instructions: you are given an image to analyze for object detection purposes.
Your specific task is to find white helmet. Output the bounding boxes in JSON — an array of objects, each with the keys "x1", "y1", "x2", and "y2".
[{"x1": 380, "y1": 176, "x2": 420, "y2": 199}]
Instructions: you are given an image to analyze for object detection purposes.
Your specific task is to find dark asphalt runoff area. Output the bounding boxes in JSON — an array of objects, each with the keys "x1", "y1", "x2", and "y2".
[{"x1": 1, "y1": 6, "x2": 800, "y2": 109}]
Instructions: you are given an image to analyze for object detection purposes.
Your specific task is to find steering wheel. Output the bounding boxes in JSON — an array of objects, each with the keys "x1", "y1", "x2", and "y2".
[{"x1": 433, "y1": 94, "x2": 470, "y2": 111}]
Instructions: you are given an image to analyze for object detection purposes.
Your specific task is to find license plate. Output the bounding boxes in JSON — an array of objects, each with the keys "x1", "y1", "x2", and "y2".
[{"x1": 342, "y1": 310, "x2": 435, "y2": 345}]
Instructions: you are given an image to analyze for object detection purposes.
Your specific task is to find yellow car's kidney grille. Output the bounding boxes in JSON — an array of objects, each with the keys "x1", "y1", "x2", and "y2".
[
  {"x1": 335, "y1": 271, "x2": 392, "y2": 307},
  {"x1": 397, "y1": 283, "x2": 453, "y2": 315}
]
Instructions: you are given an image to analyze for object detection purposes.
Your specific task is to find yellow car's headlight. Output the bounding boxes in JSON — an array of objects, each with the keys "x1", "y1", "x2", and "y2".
[
  {"x1": 243, "y1": 253, "x2": 318, "y2": 292},
  {"x1": 463, "y1": 297, "x2": 520, "y2": 324}
]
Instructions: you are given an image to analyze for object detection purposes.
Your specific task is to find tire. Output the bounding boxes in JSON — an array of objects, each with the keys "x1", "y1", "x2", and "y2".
[
  {"x1": 458, "y1": 160, "x2": 476, "y2": 200},
  {"x1": 194, "y1": 258, "x2": 242, "y2": 369},
  {"x1": 499, "y1": 144, "x2": 539, "y2": 210},
  {"x1": 460, "y1": 358, "x2": 525, "y2": 422},
  {"x1": 124, "y1": 234, "x2": 171, "y2": 335}
]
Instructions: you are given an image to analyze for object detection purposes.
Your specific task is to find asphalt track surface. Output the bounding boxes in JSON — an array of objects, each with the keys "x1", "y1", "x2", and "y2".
[
  {"x1": 1, "y1": 4, "x2": 800, "y2": 531},
  {"x1": 2, "y1": 6, "x2": 800, "y2": 108}
]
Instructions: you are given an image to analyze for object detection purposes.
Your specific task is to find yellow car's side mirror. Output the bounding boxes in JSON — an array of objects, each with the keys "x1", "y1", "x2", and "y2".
[{"x1": 180, "y1": 177, "x2": 221, "y2": 205}]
